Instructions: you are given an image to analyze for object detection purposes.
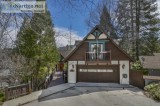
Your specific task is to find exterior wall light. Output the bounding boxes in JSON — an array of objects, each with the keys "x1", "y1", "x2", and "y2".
[{"x1": 122, "y1": 64, "x2": 125, "y2": 69}]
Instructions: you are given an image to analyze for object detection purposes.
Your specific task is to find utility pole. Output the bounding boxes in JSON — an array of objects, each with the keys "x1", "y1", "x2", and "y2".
[{"x1": 69, "y1": 24, "x2": 72, "y2": 49}]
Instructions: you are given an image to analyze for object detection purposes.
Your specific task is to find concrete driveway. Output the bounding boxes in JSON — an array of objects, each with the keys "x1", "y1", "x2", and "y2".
[{"x1": 23, "y1": 86, "x2": 159, "y2": 106}]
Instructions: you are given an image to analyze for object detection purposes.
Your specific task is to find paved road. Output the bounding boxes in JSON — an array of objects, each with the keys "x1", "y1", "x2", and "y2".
[
  {"x1": 23, "y1": 87, "x2": 160, "y2": 106},
  {"x1": 48, "y1": 71, "x2": 64, "y2": 87}
]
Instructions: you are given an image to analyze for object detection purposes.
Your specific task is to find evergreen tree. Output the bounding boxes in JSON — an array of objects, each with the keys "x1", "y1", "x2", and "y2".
[
  {"x1": 139, "y1": 0, "x2": 160, "y2": 55},
  {"x1": 16, "y1": 8, "x2": 59, "y2": 89},
  {"x1": 116, "y1": 0, "x2": 133, "y2": 54},
  {"x1": 116, "y1": 0, "x2": 160, "y2": 59},
  {"x1": 100, "y1": 6, "x2": 117, "y2": 39},
  {"x1": 30, "y1": 10, "x2": 59, "y2": 90}
]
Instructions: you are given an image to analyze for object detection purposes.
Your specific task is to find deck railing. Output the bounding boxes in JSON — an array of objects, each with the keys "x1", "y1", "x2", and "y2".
[
  {"x1": 5, "y1": 82, "x2": 31, "y2": 100},
  {"x1": 85, "y1": 50, "x2": 111, "y2": 62}
]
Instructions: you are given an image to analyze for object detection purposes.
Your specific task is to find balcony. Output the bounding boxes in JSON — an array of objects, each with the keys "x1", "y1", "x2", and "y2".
[{"x1": 85, "y1": 50, "x2": 111, "y2": 65}]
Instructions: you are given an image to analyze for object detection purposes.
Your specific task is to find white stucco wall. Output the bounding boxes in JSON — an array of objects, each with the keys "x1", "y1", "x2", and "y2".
[
  {"x1": 119, "y1": 60, "x2": 129, "y2": 84},
  {"x1": 68, "y1": 61, "x2": 77, "y2": 83},
  {"x1": 87, "y1": 34, "x2": 95, "y2": 39},
  {"x1": 99, "y1": 33, "x2": 107, "y2": 39},
  {"x1": 68, "y1": 61, "x2": 85, "y2": 83},
  {"x1": 111, "y1": 60, "x2": 118, "y2": 65}
]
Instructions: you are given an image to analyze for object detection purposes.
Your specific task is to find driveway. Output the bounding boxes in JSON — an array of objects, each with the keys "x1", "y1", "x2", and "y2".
[
  {"x1": 48, "y1": 71, "x2": 64, "y2": 88},
  {"x1": 23, "y1": 86, "x2": 159, "y2": 106}
]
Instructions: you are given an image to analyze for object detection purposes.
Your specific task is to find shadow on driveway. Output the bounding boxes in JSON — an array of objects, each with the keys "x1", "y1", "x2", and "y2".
[{"x1": 38, "y1": 86, "x2": 144, "y2": 103}]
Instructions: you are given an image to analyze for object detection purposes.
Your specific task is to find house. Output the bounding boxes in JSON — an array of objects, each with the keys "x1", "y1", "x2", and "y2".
[
  {"x1": 57, "y1": 45, "x2": 75, "y2": 71},
  {"x1": 139, "y1": 53, "x2": 160, "y2": 76},
  {"x1": 64, "y1": 26, "x2": 133, "y2": 84}
]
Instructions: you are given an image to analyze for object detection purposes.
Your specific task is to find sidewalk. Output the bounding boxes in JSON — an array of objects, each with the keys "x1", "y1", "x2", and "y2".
[{"x1": 3, "y1": 83, "x2": 75, "y2": 106}]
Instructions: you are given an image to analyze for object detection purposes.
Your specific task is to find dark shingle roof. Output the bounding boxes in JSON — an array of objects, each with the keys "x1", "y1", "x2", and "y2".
[
  {"x1": 58, "y1": 45, "x2": 75, "y2": 58},
  {"x1": 139, "y1": 53, "x2": 160, "y2": 69}
]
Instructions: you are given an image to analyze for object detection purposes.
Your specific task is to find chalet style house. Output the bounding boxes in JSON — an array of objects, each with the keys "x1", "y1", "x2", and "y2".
[{"x1": 64, "y1": 26, "x2": 133, "y2": 84}]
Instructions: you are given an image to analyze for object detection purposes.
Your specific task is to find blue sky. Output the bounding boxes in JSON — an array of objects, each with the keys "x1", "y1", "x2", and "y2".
[
  {"x1": 47, "y1": 0, "x2": 160, "y2": 47},
  {"x1": 47, "y1": 0, "x2": 98, "y2": 37}
]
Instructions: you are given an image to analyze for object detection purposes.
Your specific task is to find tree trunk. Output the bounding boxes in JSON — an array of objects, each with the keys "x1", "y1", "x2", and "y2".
[
  {"x1": 130, "y1": 0, "x2": 135, "y2": 60},
  {"x1": 135, "y1": 0, "x2": 140, "y2": 60}
]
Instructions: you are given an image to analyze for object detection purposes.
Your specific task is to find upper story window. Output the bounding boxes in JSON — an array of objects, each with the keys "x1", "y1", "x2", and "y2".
[
  {"x1": 88, "y1": 42, "x2": 106, "y2": 60},
  {"x1": 90, "y1": 43, "x2": 104, "y2": 53}
]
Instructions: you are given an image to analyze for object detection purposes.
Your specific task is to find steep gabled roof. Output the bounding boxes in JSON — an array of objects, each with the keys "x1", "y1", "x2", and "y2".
[{"x1": 64, "y1": 25, "x2": 134, "y2": 62}]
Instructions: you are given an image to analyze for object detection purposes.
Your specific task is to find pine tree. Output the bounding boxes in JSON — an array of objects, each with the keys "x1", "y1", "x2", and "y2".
[
  {"x1": 16, "y1": 8, "x2": 59, "y2": 89},
  {"x1": 116, "y1": 0, "x2": 160, "y2": 59},
  {"x1": 30, "y1": 10, "x2": 59, "y2": 90},
  {"x1": 16, "y1": 21, "x2": 39, "y2": 83},
  {"x1": 139, "y1": 0, "x2": 160, "y2": 55},
  {"x1": 100, "y1": 6, "x2": 117, "y2": 39},
  {"x1": 116, "y1": 0, "x2": 133, "y2": 54}
]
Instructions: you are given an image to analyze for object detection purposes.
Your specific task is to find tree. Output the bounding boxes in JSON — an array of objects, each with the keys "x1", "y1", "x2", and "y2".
[
  {"x1": 116, "y1": 0, "x2": 133, "y2": 54},
  {"x1": 30, "y1": 10, "x2": 59, "y2": 90},
  {"x1": 86, "y1": 0, "x2": 118, "y2": 38},
  {"x1": 116, "y1": 0, "x2": 160, "y2": 59},
  {"x1": 16, "y1": 8, "x2": 59, "y2": 89},
  {"x1": 139, "y1": 0, "x2": 160, "y2": 55},
  {"x1": 100, "y1": 6, "x2": 117, "y2": 38}
]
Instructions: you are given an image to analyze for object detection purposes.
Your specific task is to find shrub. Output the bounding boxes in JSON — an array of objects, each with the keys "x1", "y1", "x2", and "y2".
[
  {"x1": 144, "y1": 83, "x2": 160, "y2": 101},
  {"x1": 132, "y1": 61, "x2": 148, "y2": 75},
  {"x1": 0, "y1": 90, "x2": 5, "y2": 103}
]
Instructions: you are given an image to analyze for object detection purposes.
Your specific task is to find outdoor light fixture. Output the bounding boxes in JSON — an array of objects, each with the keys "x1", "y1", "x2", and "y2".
[
  {"x1": 122, "y1": 64, "x2": 125, "y2": 69},
  {"x1": 72, "y1": 65, "x2": 74, "y2": 68}
]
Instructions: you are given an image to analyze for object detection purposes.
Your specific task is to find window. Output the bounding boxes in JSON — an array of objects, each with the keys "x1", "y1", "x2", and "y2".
[
  {"x1": 79, "y1": 69, "x2": 87, "y2": 72},
  {"x1": 87, "y1": 69, "x2": 97, "y2": 72},
  {"x1": 91, "y1": 43, "x2": 104, "y2": 53},
  {"x1": 79, "y1": 69, "x2": 113, "y2": 72},
  {"x1": 106, "y1": 69, "x2": 113, "y2": 72},
  {"x1": 90, "y1": 43, "x2": 104, "y2": 60},
  {"x1": 97, "y1": 69, "x2": 107, "y2": 72}
]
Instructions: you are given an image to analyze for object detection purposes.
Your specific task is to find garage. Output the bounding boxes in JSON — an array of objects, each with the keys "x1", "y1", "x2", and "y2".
[{"x1": 77, "y1": 65, "x2": 120, "y2": 83}]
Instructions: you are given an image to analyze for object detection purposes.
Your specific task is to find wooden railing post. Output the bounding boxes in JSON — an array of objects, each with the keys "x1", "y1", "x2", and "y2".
[
  {"x1": 28, "y1": 81, "x2": 32, "y2": 93},
  {"x1": 5, "y1": 87, "x2": 8, "y2": 101}
]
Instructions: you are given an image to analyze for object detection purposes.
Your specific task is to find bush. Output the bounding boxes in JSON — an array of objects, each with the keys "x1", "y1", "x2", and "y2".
[
  {"x1": 0, "y1": 90, "x2": 5, "y2": 103},
  {"x1": 144, "y1": 83, "x2": 160, "y2": 101},
  {"x1": 132, "y1": 61, "x2": 148, "y2": 75}
]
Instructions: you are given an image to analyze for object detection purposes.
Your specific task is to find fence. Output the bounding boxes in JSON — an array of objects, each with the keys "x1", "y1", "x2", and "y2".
[
  {"x1": 143, "y1": 75, "x2": 160, "y2": 85},
  {"x1": 38, "y1": 70, "x2": 55, "y2": 90},
  {"x1": 129, "y1": 70, "x2": 145, "y2": 89},
  {"x1": 5, "y1": 82, "x2": 31, "y2": 100},
  {"x1": 5, "y1": 69, "x2": 56, "y2": 100}
]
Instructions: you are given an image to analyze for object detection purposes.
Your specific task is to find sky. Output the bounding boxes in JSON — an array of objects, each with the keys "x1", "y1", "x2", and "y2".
[
  {"x1": 47, "y1": 0, "x2": 97, "y2": 37},
  {"x1": 3, "y1": 0, "x2": 160, "y2": 48},
  {"x1": 47, "y1": 0, "x2": 160, "y2": 47},
  {"x1": 47, "y1": 0, "x2": 99, "y2": 46}
]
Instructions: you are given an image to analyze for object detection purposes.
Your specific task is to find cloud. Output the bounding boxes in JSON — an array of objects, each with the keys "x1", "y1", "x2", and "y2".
[
  {"x1": 3, "y1": 26, "x2": 82, "y2": 48},
  {"x1": 54, "y1": 27, "x2": 82, "y2": 47}
]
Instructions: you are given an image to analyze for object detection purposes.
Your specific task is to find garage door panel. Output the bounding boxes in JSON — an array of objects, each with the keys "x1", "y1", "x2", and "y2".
[
  {"x1": 78, "y1": 72, "x2": 88, "y2": 82},
  {"x1": 77, "y1": 65, "x2": 119, "y2": 83}
]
